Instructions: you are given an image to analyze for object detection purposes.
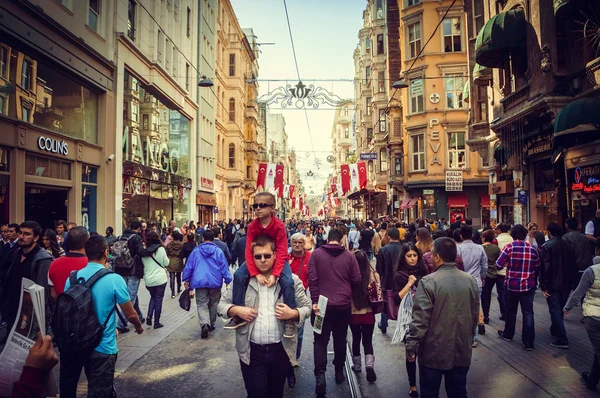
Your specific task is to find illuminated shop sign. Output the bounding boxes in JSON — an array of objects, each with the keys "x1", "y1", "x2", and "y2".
[
  {"x1": 570, "y1": 165, "x2": 600, "y2": 194},
  {"x1": 37, "y1": 136, "x2": 68, "y2": 156}
]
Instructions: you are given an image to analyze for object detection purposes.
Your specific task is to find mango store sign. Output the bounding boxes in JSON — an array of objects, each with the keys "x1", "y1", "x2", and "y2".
[{"x1": 122, "y1": 126, "x2": 180, "y2": 174}]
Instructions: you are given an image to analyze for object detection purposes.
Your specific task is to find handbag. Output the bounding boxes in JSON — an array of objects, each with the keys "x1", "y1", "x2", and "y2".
[
  {"x1": 367, "y1": 279, "x2": 385, "y2": 314},
  {"x1": 385, "y1": 289, "x2": 400, "y2": 321},
  {"x1": 179, "y1": 289, "x2": 191, "y2": 311}
]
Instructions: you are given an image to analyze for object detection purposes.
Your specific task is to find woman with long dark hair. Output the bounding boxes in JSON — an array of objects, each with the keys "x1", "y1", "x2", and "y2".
[
  {"x1": 142, "y1": 231, "x2": 169, "y2": 328},
  {"x1": 315, "y1": 225, "x2": 327, "y2": 249},
  {"x1": 393, "y1": 242, "x2": 429, "y2": 397},
  {"x1": 349, "y1": 250, "x2": 380, "y2": 383},
  {"x1": 40, "y1": 229, "x2": 64, "y2": 259}
]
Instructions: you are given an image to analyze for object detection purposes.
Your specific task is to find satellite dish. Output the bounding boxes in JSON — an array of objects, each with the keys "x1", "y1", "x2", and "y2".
[{"x1": 326, "y1": 155, "x2": 334, "y2": 163}]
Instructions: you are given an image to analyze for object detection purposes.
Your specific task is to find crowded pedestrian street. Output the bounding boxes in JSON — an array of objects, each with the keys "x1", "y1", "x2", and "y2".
[
  {"x1": 2, "y1": 0, "x2": 600, "y2": 397},
  {"x1": 2, "y1": 260, "x2": 595, "y2": 397}
]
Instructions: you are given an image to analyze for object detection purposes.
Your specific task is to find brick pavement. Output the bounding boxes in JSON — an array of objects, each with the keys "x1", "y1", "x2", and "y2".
[
  {"x1": 477, "y1": 290, "x2": 598, "y2": 398},
  {"x1": 51, "y1": 280, "x2": 196, "y2": 397}
]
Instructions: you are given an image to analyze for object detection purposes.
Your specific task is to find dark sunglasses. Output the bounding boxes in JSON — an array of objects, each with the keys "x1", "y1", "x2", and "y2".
[
  {"x1": 253, "y1": 254, "x2": 273, "y2": 260},
  {"x1": 252, "y1": 203, "x2": 272, "y2": 209}
]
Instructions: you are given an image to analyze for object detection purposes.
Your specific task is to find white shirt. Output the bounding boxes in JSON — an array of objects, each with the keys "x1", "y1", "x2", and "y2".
[
  {"x1": 324, "y1": 225, "x2": 331, "y2": 239},
  {"x1": 250, "y1": 282, "x2": 281, "y2": 345},
  {"x1": 586, "y1": 221, "x2": 595, "y2": 236}
]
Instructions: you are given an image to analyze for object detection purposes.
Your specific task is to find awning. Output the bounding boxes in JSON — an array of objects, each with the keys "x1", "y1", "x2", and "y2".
[
  {"x1": 480, "y1": 194, "x2": 491, "y2": 207},
  {"x1": 473, "y1": 63, "x2": 492, "y2": 86},
  {"x1": 553, "y1": 0, "x2": 571, "y2": 15},
  {"x1": 448, "y1": 193, "x2": 468, "y2": 208},
  {"x1": 399, "y1": 198, "x2": 411, "y2": 209},
  {"x1": 347, "y1": 188, "x2": 386, "y2": 200},
  {"x1": 463, "y1": 80, "x2": 470, "y2": 104},
  {"x1": 552, "y1": 97, "x2": 600, "y2": 163},
  {"x1": 407, "y1": 198, "x2": 419, "y2": 209},
  {"x1": 475, "y1": 9, "x2": 526, "y2": 69}
]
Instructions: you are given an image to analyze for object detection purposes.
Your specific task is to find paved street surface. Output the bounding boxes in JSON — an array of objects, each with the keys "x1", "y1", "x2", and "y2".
[{"x1": 2, "y1": 275, "x2": 598, "y2": 397}]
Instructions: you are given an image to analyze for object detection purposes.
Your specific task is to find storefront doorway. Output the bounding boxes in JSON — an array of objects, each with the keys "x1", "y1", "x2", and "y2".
[{"x1": 25, "y1": 185, "x2": 68, "y2": 231}]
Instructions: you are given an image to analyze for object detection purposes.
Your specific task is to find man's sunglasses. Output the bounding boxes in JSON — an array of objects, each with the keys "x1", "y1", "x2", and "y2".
[
  {"x1": 252, "y1": 203, "x2": 272, "y2": 209},
  {"x1": 253, "y1": 254, "x2": 273, "y2": 260}
]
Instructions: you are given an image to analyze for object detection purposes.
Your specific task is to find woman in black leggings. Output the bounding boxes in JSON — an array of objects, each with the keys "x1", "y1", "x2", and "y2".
[
  {"x1": 349, "y1": 250, "x2": 380, "y2": 383},
  {"x1": 393, "y1": 242, "x2": 429, "y2": 397}
]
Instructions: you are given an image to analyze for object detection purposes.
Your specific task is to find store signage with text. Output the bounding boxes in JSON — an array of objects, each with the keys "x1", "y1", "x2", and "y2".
[
  {"x1": 360, "y1": 153, "x2": 378, "y2": 161},
  {"x1": 445, "y1": 171, "x2": 463, "y2": 191},
  {"x1": 200, "y1": 177, "x2": 214, "y2": 190},
  {"x1": 570, "y1": 166, "x2": 600, "y2": 194},
  {"x1": 429, "y1": 119, "x2": 442, "y2": 165},
  {"x1": 196, "y1": 193, "x2": 217, "y2": 205},
  {"x1": 488, "y1": 180, "x2": 514, "y2": 195},
  {"x1": 122, "y1": 126, "x2": 180, "y2": 174},
  {"x1": 37, "y1": 136, "x2": 68, "y2": 156}
]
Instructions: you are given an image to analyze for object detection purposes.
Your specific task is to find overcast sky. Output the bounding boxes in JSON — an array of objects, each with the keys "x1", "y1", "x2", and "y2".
[{"x1": 230, "y1": 0, "x2": 365, "y2": 197}]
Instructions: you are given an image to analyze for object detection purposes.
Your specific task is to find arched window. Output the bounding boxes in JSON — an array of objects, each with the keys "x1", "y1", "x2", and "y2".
[
  {"x1": 228, "y1": 143, "x2": 235, "y2": 168},
  {"x1": 229, "y1": 98, "x2": 235, "y2": 122}
]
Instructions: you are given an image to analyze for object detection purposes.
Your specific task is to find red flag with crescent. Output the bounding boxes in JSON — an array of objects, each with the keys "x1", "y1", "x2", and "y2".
[
  {"x1": 357, "y1": 161, "x2": 367, "y2": 189},
  {"x1": 256, "y1": 163, "x2": 267, "y2": 189},
  {"x1": 340, "y1": 164, "x2": 350, "y2": 195},
  {"x1": 275, "y1": 164, "x2": 285, "y2": 197}
]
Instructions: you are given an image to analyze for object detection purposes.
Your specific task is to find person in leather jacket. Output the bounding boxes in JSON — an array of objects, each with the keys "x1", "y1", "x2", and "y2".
[{"x1": 540, "y1": 222, "x2": 578, "y2": 349}]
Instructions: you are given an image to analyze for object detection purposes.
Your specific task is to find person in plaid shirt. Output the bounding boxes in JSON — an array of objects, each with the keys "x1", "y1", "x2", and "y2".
[{"x1": 495, "y1": 224, "x2": 540, "y2": 351}]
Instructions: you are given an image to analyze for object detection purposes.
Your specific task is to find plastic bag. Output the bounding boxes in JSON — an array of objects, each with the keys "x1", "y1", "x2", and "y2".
[
  {"x1": 179, "y1": 289, "x2": 191, "y2": 311},
  {"x1": 391, "y1": 291, "x2": 414, "y2": 346}
]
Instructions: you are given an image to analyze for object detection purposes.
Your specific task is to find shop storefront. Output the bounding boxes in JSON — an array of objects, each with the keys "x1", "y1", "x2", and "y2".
[
  {"x1": 489, "y1": 181, "x2": 514, "y2": 225},
  {"x1": 196, "y1": 191, "x2": 216, "y2": 225},
  {"x1": 447, "y1": 193, "x2": 468, "y2": 223},
  {"x1": 567, "y1": 161, "x2": 600, "y2": 228},
  {"x1": 0, "y1": 36, "x2": 108, "y2": 231},
  {"x1": 121, "y1": 71, "x2": 191, "y2": 232}
]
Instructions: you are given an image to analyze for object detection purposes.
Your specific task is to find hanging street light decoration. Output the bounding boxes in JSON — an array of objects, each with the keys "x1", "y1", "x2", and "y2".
[{"x1": 259, "y1": 80, "x2": 347, "y2": 109}]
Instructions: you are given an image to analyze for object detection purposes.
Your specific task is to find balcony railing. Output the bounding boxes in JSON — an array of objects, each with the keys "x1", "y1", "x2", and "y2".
[{"x1": 501, "y1": 85, "x2": 530, "y2": 112}]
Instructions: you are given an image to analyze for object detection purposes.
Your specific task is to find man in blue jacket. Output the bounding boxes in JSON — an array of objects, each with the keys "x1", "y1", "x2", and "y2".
[{"x1": 183, "y1": 229, "x2": 233, "y2": 338}]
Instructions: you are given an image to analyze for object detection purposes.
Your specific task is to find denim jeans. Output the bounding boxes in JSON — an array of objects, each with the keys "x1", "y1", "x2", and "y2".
[
  {"x1": 481, "y1": 275, "x2": 506, "y2": 318},
  {"x1": 296, "y1": 320, "x2": 305, "y2": 360},
  {"x1": 117, "y1": 276, "x2": 143, "y2": 328},
  {"x1": 232, "y1": 262, "x2": 296, "y2": 308},
  {"x1": 474, "y1": 287, "x2": 482, "y2": 343},
  {"x1": 379, "y1": 312, "x2": 389, "y2": 330},
  {"x1": 312, "y1": 307, "x2": 351, "y2": 375},
  {"x1": 546, "y1": 289, "x2": 570, "y2": 344},
  {"x1": 419, "y1": 364, "x2": 469, "y2": 398},
  {"x1": 59, "y1": 351, "x2": 118, "y2": 398},
  {"x1": 240, "y1": 342, "x2": 289, "y2": 398},
  {"x1": 503, "y1": 289, "x2": 535, "y2": 346},
  {"x1": 584, "y1": 317, "x2": 600, "y2": 389},
  {"x1": 146, "y1": 282, "x2": 167, "y2": 324}
]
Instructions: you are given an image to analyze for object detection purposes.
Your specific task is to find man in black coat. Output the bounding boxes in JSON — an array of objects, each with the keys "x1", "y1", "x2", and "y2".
[
  {"x1": 375, "y1": 227, "x2": 403, "y2": 334},
  {"x1": 540, "y1": 222, "x2": 578, "y2": 350}
]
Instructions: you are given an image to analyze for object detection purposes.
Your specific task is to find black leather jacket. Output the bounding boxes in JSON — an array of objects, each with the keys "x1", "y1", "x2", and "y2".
[
  {"x1": 375, "y1": 241, "x2": 403, "y2": 290},
  {"x1": 540, "y1": 237, "x2": 578, "y2": 292}
]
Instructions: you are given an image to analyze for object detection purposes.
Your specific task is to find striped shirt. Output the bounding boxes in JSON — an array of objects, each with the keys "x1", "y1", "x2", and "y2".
[
  {"x1": 249, "y1": 282, "x2": 281, "y2": 345},
  {"x1": 496, "y1": 240, "x2": 540, "y2": 292}
]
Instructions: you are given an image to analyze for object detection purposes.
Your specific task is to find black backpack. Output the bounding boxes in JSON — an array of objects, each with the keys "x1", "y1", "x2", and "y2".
[
  {"x1": 111, "y1": 235, "x2": 135, "y2": 269},
  {"x1": 53, "y1": 268, "x2": 116, "y2": 354}
]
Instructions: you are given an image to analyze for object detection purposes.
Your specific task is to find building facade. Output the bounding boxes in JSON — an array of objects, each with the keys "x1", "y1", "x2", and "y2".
[
  {"x1": 214, "y1": 0, "x2": 259, "y2": 221},
  {"x1": 329, "y1": 100, "x2": 355, "y2": 219},
  {"x1": 0, "y1": 0, "x2": 116, "y2": 232},
  {"x1": 352, "y1": 0, "x2": 389, "y2": 219},
  {"x1": 398, "y1": 0, "x2": 489, "y2": 226},
  {"x1": 466, "y1": 0, "x2": 600, "y2": 229},
  {"x1": 196, "y1": 0, "x2": 218, "y2": 225}
]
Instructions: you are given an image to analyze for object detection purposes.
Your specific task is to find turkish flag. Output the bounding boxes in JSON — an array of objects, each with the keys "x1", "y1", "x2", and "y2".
[
  {"x1": 330, "y1": 183, "x2": 337, "y2": 194},
  {"x1": 265, "y1": 163, "x2": 277, "y2": 190},
  {"x1": 349, "y1": 163, "x2": 359, "y2": 192},
  {"x1": 275, "y1": 164, "x2": 284, "y2": 196},
  {"x1": 357, "y1": 161, "x2": 367, "y2": 189},
  {"x1": 256, "y1": 163, "x2": 268, "y2": 189},
  {"x1": 340, "y1": 164, "x2": 350, "y2": 195},
  {"x1": 291, "y1": 197, "x2": 296, "y2": 209},
  {"x1": 289, "y1": 185, "x2": 295, "y2": 198},
  {"x1": 299, "y1": 196, "x2": 303, "y2": 210}
]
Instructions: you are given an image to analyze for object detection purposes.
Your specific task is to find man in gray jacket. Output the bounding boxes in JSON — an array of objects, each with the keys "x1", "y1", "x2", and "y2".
[
  {"x1": 218, "y1": 234, "x2": 311, "y2": 398},
  {"x1": 406, "y1": 237, "x2": 478, "y2": 397}
]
